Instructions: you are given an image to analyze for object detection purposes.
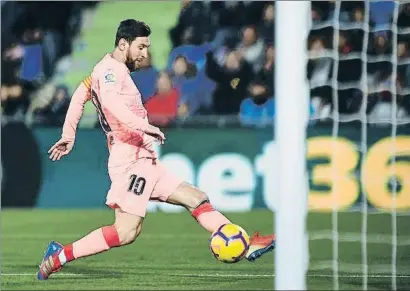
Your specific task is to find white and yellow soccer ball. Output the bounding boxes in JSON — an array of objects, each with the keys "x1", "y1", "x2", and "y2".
[{"x1": 209, "y1": 223, "x2": 250, "y2": 263}]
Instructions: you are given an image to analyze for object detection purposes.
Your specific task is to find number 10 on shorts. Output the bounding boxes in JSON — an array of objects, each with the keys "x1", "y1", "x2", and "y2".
[{"x1": 128, "y1": 174, "x2": 146, "y2": 195}]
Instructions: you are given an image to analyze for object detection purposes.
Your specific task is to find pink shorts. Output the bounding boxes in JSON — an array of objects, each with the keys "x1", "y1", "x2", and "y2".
[{"x1": 105, "y1": 158, "x2": 183, "y2": 217}]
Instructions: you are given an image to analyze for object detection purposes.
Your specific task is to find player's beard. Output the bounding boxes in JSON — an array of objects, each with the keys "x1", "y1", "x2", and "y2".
[
  {"x1": 126, "y1": 61, "x2": 138, "y2": 72},
  {"x1": 125, "y1": 50, "x2": 138, "y2": 72}
]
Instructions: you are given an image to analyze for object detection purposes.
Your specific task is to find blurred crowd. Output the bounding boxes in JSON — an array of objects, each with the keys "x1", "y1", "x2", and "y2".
[
  {"x1": 1, "y1": 1, "x2": 96, "y2": 123},
  {"x1": 2, "y1": 1, "x2": 410, "y2": 128},
  {"x1": 133, "y1": 1, "x2": 276, "y2": 127},
  {"x1": 308, "y1": 1, "x2": 410, "y2": 122}
]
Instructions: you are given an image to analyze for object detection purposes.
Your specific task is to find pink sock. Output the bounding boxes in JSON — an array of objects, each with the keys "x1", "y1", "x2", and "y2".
[
  {"x1": 58, "y1": 226, "x2": 120, "y2": 265},
  {"x1": 192, "y1": 202, "x2": 231, "y2": 233}
]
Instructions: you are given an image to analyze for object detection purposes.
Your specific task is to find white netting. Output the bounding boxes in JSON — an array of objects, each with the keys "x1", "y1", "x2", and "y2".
[{"x1": 307, "y1": 1, "x2": 410, "y2": 290}]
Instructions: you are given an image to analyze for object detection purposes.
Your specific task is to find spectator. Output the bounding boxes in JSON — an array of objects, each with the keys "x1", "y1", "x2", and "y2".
[
  {"x1": 170, "y1": 55, "x2": 198, "y2": 81},
  {"x1": 4, "y1": 44, "x2": 25, "y2": 61},
  {"x1": 338, "y1": 32, "x2": 362, "y2": 83},
  {"x1": 1, "y1": 45, "x2": 30, "y2": 118},
  {"x1": 308, "y1": 36, "x2": 332, "y2": 89},
  {"x1": 254, "y1": 44, "x2": 275, "y2": 96},
  {"x1": 206, "y1": 50, "x2": 253, "y2": 114},
  {"x1": 239, "y1": 80, "x2": 274, "y2": 126},
  {"x1": 258, "y1": 3, "x2": 275, "y2": 44},
  {"x1": 131, "y1": 52, "x2": 159, "y2": 103},
  {"x1": 236, "y1": 25, "x2": 265, "y2": 73},
  {"x1": 348, "y1": 7, "x2": 365, "y2": 52},
  {"x1": 1, "y1": 83, "x2": 29, "y2": 117},
  {"x1": 33, "y1": 84, "x2": 70, "y2": 125},
  {"x1": 397, "y1": 76, "x2": 410, "y2": 117},
  {"x1": 338, "y1": 88, "x2": 364, "y2": 114},
  {"x1": 169, "y1": 55, "x2": 209, "y2": 116},
  {"x1": 398, "y1": 3, "x2": 410, "y2": 29},
  {"x1": 398, "y1": 41, "x2": 410, "y2": 88},
  {"x1": 308, "y1": 36, "x2": 333, "y2": 116},
  {"x1": 145, "y1": 72, "x2": 180, "y2": 127},
  {"x1": 169, "y1": 0, "x2": 216, "y2": 48},
  {"x1": 338, "y1": 31, "x2": 353, "y2": 55},
  {"x1": 311, "y1": 6, "x2": 323, "y2": 24},
  {"x1": 2, "y1": 44, "x2": 25, "y2": 81},
  {"x1": 211, "y1": 1, "x2": 248, "y2": 48},
  {"x1": 398, "y1": 41, "x2": 410, "y2": 59},
  {"x1": 340, "y1": 1, "x2": 364, "y2": 23},
  {"x1": 1, "y1": 1, "x2": 25, "y2": 51},
  {"x1": 352, "y1": 6, "x2": 364, "y2": 23},
  {"x1": 311, "y1": 1, "x2": 332, "y2": 23},
  {"x1": 368, "y1": 31, "x2": 392, "y2": 56}
]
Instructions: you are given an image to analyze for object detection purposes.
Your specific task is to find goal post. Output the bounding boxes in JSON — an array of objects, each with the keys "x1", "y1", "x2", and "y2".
[{"x1": 274, "y1": 1, "x2": 311, "y2": 290}]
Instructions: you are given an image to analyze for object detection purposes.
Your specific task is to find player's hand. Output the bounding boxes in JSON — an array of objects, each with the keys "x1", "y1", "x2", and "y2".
[
  {"x1": 145, "y1": 125, "x2": 166, "y2": 144},
  {"x1": 48, "y1": 138, "x2": 74, "y2": 161}
]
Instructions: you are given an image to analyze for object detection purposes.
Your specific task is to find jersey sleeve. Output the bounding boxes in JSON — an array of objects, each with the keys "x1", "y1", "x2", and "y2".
[
  {"x1": 98, "y1": 66, "x2": 149, "y2": 132},
  {"x1": 61, "y1": 77, "x2": 92, "y2": 141}
]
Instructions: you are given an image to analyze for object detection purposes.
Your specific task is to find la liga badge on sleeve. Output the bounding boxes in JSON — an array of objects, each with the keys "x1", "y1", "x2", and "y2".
[{"x1": 104, "y1": 71, "x2": 116, "y2": 84}]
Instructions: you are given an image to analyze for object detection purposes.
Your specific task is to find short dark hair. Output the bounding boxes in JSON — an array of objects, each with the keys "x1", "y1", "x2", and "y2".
[{"x1": 115, "y1": 19, "x2": 151, "y2": 46}]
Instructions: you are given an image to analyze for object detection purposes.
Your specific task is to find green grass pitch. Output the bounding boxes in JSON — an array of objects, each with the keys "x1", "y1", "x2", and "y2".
[{"x1": 1, "y1": 209, "x2": 409, "y2": 290}]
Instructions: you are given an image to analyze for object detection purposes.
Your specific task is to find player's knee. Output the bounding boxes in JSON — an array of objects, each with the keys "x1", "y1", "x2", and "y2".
[
  {"x1": 188, "y1": 189, "x2": 209, "y2": 211},
  {"x1": 115, "y1": 223, "x2": 142, "y2": 245},
  {"x1": 168, "y1": 182, "x2": 209, "y2": 211},
  {"x1": 195, "y1": 191, "x2": 209, "y2": 206},
  {"x1": 118, "y1": 228, "x2": 139, "y2": 245},
  {"x1": 125, "y1": 226, "x2": 142, "y2": 245}
]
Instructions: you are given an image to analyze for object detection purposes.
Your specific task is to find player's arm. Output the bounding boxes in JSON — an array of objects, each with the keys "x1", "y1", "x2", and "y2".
[
  {"x1": 48, "y1": 77, "x2": 92, "y2": 161},
  {"x1": 99, "y1": 68, "x2": 164, "y2": 142},
  {"x1": 61, "y1": 76, "x2": 92, "y2": 141}
]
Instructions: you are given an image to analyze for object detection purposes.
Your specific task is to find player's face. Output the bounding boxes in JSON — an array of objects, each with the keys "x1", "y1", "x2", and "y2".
[{"x1": 127, "y1": 37, "x2": 150, "y2": 69}]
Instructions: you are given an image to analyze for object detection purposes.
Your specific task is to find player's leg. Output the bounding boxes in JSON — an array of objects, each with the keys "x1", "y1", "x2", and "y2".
[
  {"x1": 165, "y1": 182, "x2": 231, "y2": 232},
  {"x1": 38, "y1": 159, "x2": 155, "y2": 280},
  {"x1": 152, "y1": 163, "x2": 275, "y2": 262},
  {"x1": 166, "y1": 183, "x2": 275, "y2": 261},
  {"x1": 37, "y1": 208, "x2": 144, "y2": 280},
  {"x1": 62, "y1": 208, "x2": 144, "y2": 261}
]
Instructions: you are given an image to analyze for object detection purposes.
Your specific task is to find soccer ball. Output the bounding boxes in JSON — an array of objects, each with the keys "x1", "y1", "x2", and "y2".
[{"x1": 209, "y1": 223, "x2": 250, "y2": 263}]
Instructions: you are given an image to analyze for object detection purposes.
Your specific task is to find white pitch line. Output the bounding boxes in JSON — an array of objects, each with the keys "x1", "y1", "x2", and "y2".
[
  {"x1": 169, "y1": 273, "x2": 410, "y2": 278},
  {"x1": 1, "y1": 234, "x2": 209, "y2": 239},
  {"x1": 2, "y1": 273, "x2": 87, "y2": 277},
  {"x1": 2, "y1": 273, "x2": 410, "y2": 278},
  {"x1": 0, "y1": 273, "x2": 272, "y2": 278}
]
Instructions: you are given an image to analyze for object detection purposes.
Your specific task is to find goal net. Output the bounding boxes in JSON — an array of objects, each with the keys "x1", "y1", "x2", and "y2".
[{"x1": 304, "y1": 1, "x2": 410, "y2": 290}]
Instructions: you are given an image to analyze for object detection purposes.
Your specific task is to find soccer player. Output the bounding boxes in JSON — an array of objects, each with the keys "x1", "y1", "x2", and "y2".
[{"x1": 38, "y1": 19, "x2": 275, "y2": 280}]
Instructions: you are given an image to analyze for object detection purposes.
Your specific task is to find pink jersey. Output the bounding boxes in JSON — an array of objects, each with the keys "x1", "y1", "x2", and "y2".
[
  {"x1": 60, "y1": 56, "x2": 183, "y2": 218},
  {"x1": 62, "y1": 54, "x2": 157, "y2": 168},
  {"x1": 61, "y1": 77, "x2": 91, "y2": 142},
  {"x1": 92, "y1": 54, "x2": 157, "y2": 165}
]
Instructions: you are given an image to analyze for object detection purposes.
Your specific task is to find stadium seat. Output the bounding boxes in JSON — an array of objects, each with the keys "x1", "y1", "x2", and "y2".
[{"x1": 19, "y1": 44, "x2": 44, "y2": 82}]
